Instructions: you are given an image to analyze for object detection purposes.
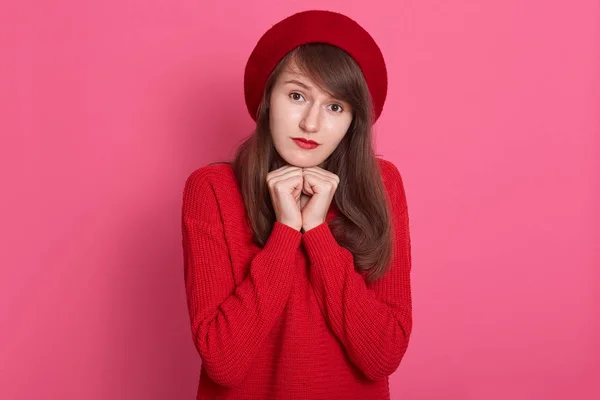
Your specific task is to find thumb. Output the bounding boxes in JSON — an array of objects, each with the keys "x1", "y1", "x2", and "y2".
[{"x1": 302, "y1": 173, "x2": 315, "y2": 196}]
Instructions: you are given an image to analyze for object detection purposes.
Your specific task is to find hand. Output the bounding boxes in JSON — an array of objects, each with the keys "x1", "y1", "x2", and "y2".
[
  {"x1": 300, "y1": 167, "x2": 340, "y2": 233},
  {"x1": 266, "y1": 165, "x2": 304, "y2": 231}
]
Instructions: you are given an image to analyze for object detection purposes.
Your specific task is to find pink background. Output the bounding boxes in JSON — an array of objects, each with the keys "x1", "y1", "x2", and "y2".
[{"x1": 1, "y1": 0, "x2": 599, "y2": 399}]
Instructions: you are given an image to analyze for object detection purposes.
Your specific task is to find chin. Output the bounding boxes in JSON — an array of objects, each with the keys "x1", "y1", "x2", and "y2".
[
  {"x1": 286, "y1": 160, "x2": 317, "y2": 168},
  {"x1": 281, "y1": 153, "x2": 324, "y2": 168}
]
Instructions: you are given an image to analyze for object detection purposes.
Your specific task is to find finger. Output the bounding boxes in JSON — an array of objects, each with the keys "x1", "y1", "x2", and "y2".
[
  {"x1": 267, "y1": 168, "x2": 302, "y2": 186},
  {"x1": 302, "y1": 172, "x2": 324, "y2": 194},
  {"x1": 303, "y1": 172, "x2": 336, "y2": 194},
  {"x1": 302, "y1": 167, "x2": 339, "y2": 184},
  {"x1": 268, "y1": 175, "x2": 301, "y2": 194},
  {"x1": 273, "y1": 174, "x2": 303, "y2": 192},
  {"x1": 268, "y1": 165, "x2": 302, "y2": 180},
  {"x1": 302, "y1": 175, "x2": 314, "y2": 196},
  {"x1": 303, "y1": 170, "x2": 338, "y2": 187}
]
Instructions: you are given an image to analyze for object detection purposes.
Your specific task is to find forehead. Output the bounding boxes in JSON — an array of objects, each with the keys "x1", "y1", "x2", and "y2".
[
  {"x1": 277, "y1": 62, "x2": 314, "y2": 85},
  {"x1": 275, "y1": 59, "x2": 334, "y2": 95}
]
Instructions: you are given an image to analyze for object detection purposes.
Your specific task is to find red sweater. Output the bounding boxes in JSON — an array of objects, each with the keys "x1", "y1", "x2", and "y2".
[{"x1": 181, "y1": 158, "x2": 412, "y2": 400}]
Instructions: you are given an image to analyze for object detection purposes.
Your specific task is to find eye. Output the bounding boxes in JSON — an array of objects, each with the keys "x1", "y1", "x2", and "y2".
[
  {"x1": 327, "y1": 104, "x2": 344, "y2": 113},
  {"x1": 289, "y1": 92, "x2": 305, "y2": 102}
]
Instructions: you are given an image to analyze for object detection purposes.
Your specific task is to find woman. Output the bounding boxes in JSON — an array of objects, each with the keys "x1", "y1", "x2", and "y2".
[{"x1": 182, "y1": 9, "x2": 412, "y2": 400}]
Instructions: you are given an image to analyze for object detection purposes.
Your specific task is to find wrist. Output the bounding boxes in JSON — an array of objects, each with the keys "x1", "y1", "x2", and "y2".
[{"x1": 302, "y1": 220, "x2": 324, "y2": 233}]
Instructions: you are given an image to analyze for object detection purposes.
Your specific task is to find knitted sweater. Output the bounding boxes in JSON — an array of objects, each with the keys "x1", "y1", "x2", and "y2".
[{"x1": 181, "y1": 158, "x2": 412, "y2": 400}]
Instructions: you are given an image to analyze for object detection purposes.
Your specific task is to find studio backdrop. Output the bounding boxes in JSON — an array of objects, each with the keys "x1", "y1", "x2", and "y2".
[{"x1": 1, "y1": 0, "x2": 598, "y2": 399}]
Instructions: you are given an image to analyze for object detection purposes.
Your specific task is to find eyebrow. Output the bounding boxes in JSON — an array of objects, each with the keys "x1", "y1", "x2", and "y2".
[{"x1": 283, "y1": 79, "x2": 312, "y2": 90}]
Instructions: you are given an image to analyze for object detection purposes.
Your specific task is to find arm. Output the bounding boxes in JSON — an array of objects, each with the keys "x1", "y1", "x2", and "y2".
[
  {"x1": 182, "y1": 167, "x2": 302, "y2": 387},
  {"x1": 301, "y1": 161, "x2": 412, "y2": 381}
]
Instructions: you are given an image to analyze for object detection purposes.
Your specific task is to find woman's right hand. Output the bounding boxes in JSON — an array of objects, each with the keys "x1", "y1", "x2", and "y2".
[{"x1": 266, "y1": 165, "x2": 303, "y2": 231}]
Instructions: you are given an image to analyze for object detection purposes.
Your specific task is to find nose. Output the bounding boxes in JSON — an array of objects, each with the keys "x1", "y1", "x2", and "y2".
[{"x1": 299, "y1": 103, "x2": 321, "y2": 133}]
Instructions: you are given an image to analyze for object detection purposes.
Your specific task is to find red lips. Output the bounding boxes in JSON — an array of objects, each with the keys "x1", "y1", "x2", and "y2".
[{"x1": 293, "y1": 137, "x2": 318, "y2": 145}]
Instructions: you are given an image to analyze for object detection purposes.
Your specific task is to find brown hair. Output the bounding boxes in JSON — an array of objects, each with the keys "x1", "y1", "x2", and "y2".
[{"x1": 220, "y1": 43, "x2": 393, "y2": 282}]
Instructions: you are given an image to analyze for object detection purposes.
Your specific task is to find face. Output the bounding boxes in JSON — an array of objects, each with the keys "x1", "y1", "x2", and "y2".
[{"x1": 268, "y1": 60, "x2": 353, "y2": 168}]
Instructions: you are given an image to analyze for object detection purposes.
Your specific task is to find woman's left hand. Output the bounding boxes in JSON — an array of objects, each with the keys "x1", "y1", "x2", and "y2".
[{"x1": 301, "y1": 167, "x2": 340, "y2": 232}]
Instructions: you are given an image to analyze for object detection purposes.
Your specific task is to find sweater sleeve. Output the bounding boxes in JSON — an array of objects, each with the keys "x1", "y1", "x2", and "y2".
[
  {"x1": 300, "y1": 160, "x2": 412, "y2": 381},
  {"x1": 182, "y1": 167, "x2": 302, "y2": 388}
]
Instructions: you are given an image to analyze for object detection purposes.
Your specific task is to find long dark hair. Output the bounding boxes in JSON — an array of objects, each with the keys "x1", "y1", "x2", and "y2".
[{"x1": 221, "y1": 43, "x2": 393, "y2": 282}]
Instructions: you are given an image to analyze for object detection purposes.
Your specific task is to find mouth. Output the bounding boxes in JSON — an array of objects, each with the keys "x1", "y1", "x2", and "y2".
[
  {"x1": 292, "y1": 137, "x2": 319, "y2": 145},
  {"x1": 292, "y1": 137, "x2": 320, "y2": 150}
]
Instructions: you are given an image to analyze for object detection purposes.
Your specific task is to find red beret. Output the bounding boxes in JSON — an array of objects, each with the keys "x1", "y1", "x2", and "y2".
[{"x1": 244, "y1": 10, "x2": 388, "y2": 123}]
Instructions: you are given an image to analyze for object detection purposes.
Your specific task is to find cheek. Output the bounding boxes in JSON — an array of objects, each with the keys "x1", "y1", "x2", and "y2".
[
  {"x1": 322, "y1": 115, "x2": 353, "y2": 140},
  {"x1": 270, "y1": 99, "x2": 302, "y2": 131}
]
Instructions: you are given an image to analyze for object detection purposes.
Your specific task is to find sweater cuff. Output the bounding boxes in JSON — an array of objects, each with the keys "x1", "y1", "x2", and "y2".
[
  {"x1": 263, "y1": 221, "x2": 303, "y2": 256},
  {"x1": 301, "y1": 221, "x2": 344, "y2": 264}
]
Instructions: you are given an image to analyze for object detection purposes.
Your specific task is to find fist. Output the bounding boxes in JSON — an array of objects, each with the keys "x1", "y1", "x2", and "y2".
[{"x1": 300, "y1": 167, "x2": 339, "y2": 232}]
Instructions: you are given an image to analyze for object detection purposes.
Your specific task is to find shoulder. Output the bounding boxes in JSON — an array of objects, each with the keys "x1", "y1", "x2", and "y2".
[
  {"x1": 375, "y1": 157, "x2": 408, "y2": 212},
  {"x1": 375, "y1": 157, "x2": 404, "y2": 186},
  {"x1": 182, "y1": 162, "x2": 235, "y2": 219},
  {"x1": 184, "y1": 162, "x2": 235, "y2": 192}
]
